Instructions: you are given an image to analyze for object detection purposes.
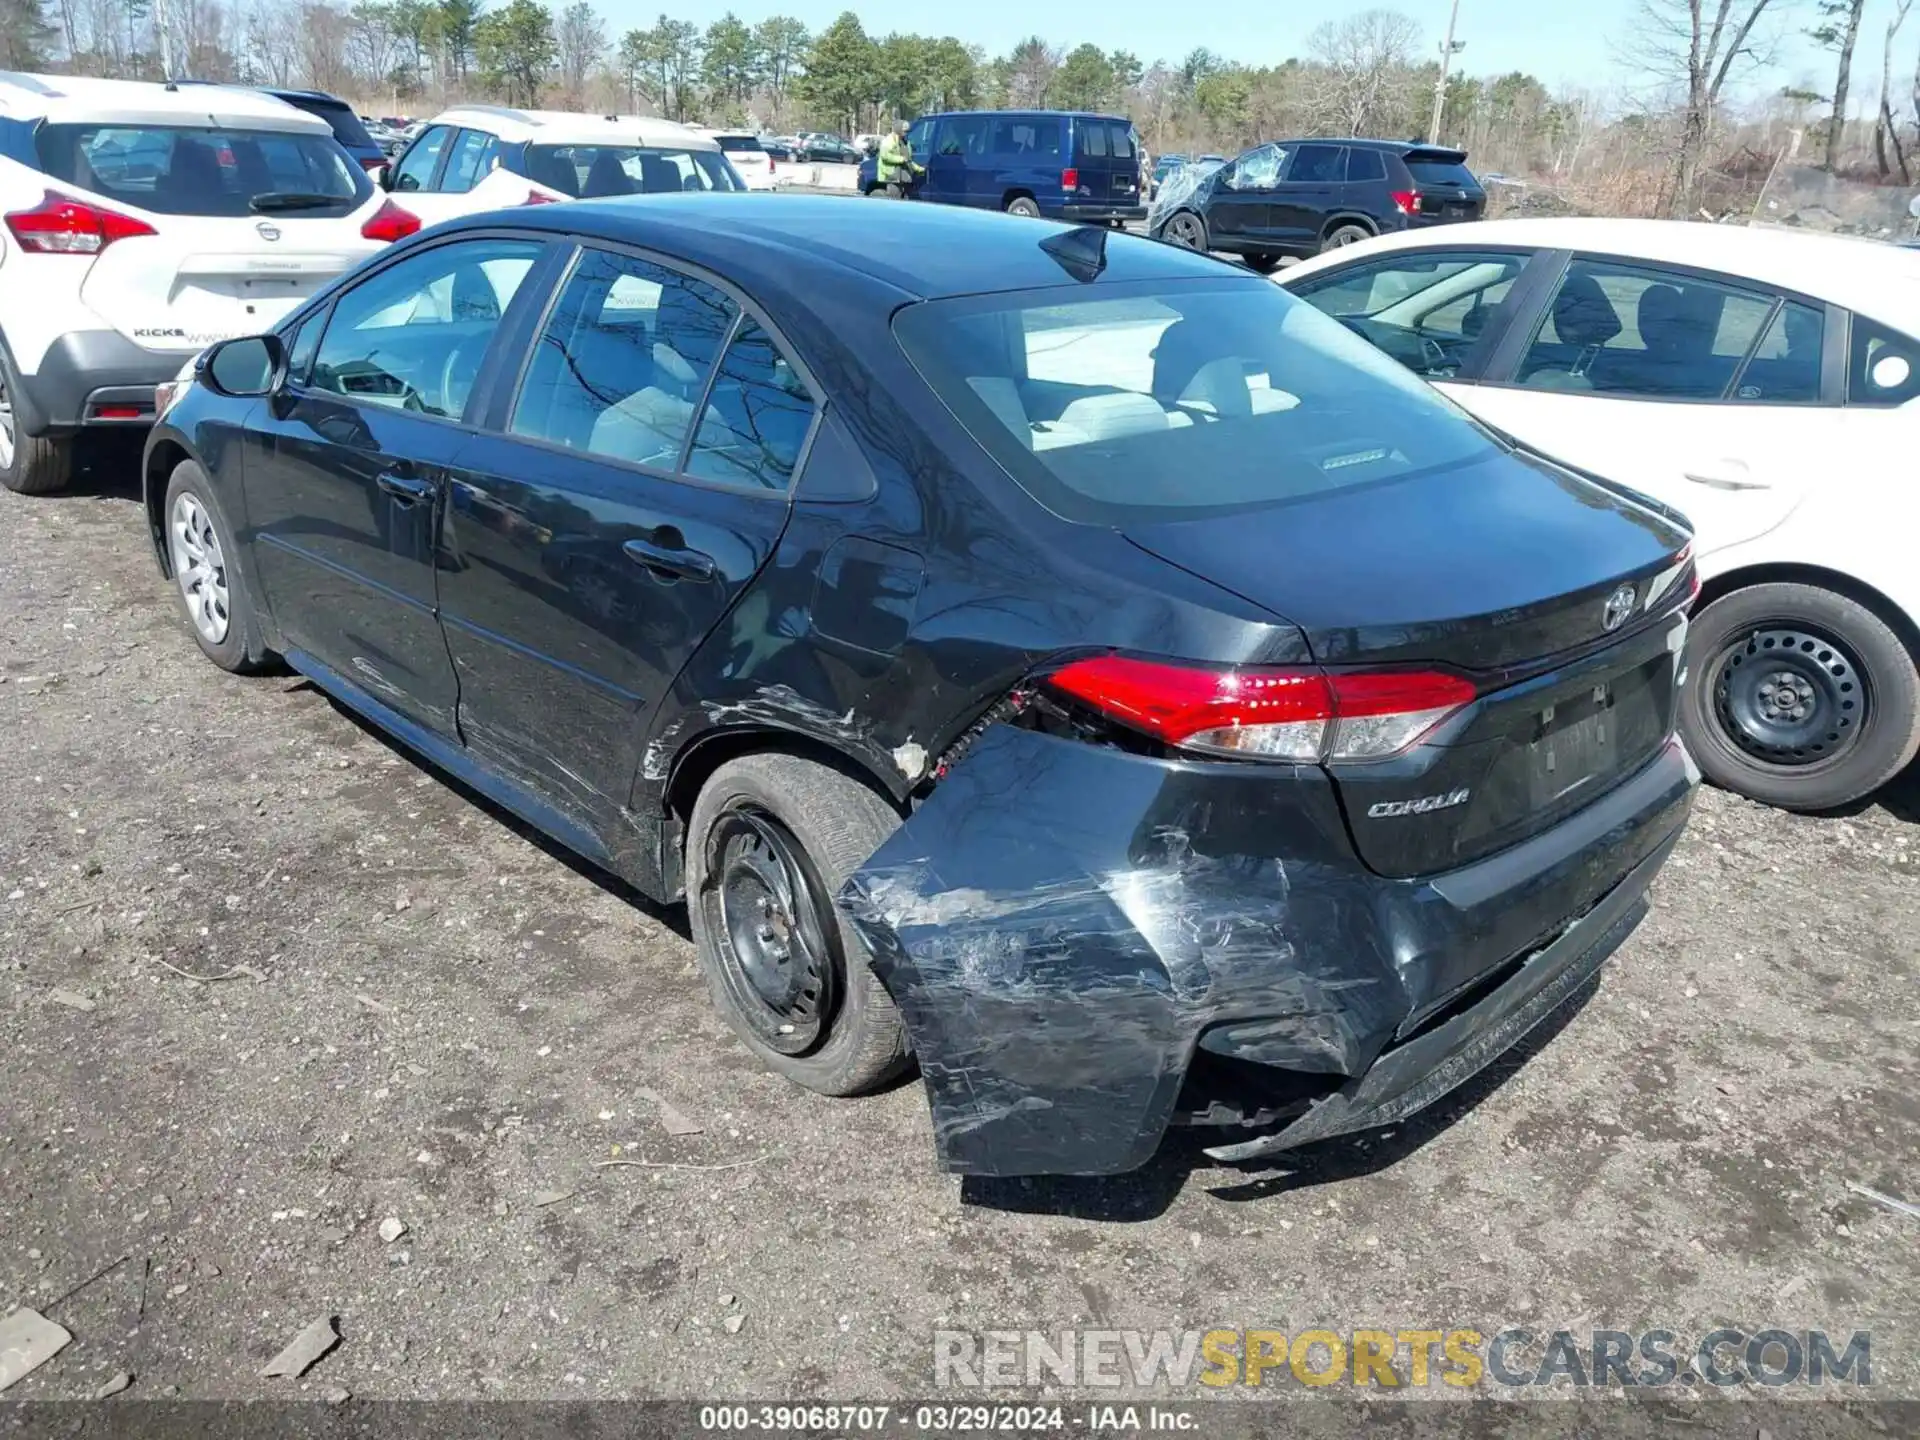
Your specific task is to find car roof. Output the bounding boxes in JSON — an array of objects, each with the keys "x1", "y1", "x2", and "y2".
[
  {"x1": 919, "y1": 109, "x2": 1130, "y2": 122},
  {"x1": 490, "y1": 191, "x2": 1253, "y2": 302},
  {"x1": 0, "y1": 71, "x2": 331, "y2": 133},
  {"x1": 1282, "y1": 215, "x2": 1920, "y2": 332},
  {"x1": 430, "y1": 105, "x2": 718, "y2": 149}
]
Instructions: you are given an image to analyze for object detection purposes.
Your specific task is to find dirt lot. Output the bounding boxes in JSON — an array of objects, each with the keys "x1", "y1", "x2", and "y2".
[{"x1": 3, "y1": 447, "x2": 1918, "y2": 1409}]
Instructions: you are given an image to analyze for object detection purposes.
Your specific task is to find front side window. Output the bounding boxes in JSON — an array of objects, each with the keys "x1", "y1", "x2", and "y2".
[
  {"x1": 1228, "y1": 144, "x2": 1286, "y2": 190},
  {"x1": 905, "y1": 119, "x2": 934, "y2": 156},
  {"x1": 309, "y1": 239, "x2": 543, "y2": 418},
  {"x1": 1288, "y1": 144, "x2": 1346, "y2": 184},
  {"x1": 523, "y1": 143, "x2": 739, "y2": 197},
  {"x1": 33, "y1": 123, "x2": 369, "y2": 217},
  {"x1": 440, "y1": 128, "x2": 499, "y2": 193},
  {"x1": 391, "y1": 126, "x2": 450, "y2": 191},
  {"x1": 510, "y1": 248, "x2": 737, "y2": 469},
  {"x1": 894, "y1": 280, "x2": 1497, "y2": 524},
  {"x1": 1516, "y1": 259, "x2": 1788, "y2": 400},
  {"x1": 1292, "y1": 251, "x2": 1530, "y2": 379},
  {"x1": 685, "y1": 319, "x2": 817, "y2": 491},
  {"x1": 1847, "y1": 314, "x2": 1920, "y2": 407}
]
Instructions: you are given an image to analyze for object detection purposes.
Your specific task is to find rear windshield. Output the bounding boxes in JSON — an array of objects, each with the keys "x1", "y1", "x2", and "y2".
[
  {"x1": 893, "y1": 280, "x2": 1496, "y2": 523},
  {"x1": 33, "y1": 122, "x2": 369, "y2": 217},
  {"x1": 525, "y1": 142, "x2": 740, "y2": 197},
  {"x1": 1405, "y1": 157, "x2": 1477, "y2": 188},
  {"x1": 298, "y1": 98, "x2": 376, "y2": 150},
  {"x1": 715, "y1": 135, "x2": 764, "y2": 154}
]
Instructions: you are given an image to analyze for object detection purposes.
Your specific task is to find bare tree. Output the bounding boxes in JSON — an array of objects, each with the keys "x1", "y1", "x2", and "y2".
[
  {"x1": 1306, "y1": 8, "x2": 1420, "y2": 137},
  {"x1": 556, "y1": 1, "x2": 605, "y2": 104},
  {"x1": 1873, "y1": 0, "x2": 1913, "y2": 179},
  {"x1": 1810, "y1": 0, "x2": 1867, "y2": 169},
  {"x1": 1628, "y1": 0, "x2": 1787, "y2": 216},
  {"x1": 242, "y1": 0, "x2": 296, "y2": 83},
  {"x1": 298, "y1": 0, "x2": 353, "y2": 93}
]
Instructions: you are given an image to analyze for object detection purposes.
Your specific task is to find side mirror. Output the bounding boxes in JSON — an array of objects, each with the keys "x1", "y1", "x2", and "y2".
[{"x1": 199, "y1": 333, "x2": 286, "y2": 398}]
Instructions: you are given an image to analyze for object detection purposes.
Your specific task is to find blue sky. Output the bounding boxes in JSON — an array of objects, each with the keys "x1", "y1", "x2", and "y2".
[{"x1": 599, "y1": 0, "x2": 1913, "y2": 103}]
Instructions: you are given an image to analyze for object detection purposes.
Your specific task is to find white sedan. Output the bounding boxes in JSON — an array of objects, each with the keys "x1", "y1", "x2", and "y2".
[{"x1": 1280, "y1": 217, "x2": 1920, "y2": 812}]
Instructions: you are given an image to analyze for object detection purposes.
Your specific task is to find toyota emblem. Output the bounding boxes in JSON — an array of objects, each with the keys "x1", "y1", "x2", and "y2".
[
  {"x1": 256, "y1": 221, "x2": 281, "y2": 241},
  {"x1": 1602, "y1": 584, "x2": 1637, "y2": 632}
]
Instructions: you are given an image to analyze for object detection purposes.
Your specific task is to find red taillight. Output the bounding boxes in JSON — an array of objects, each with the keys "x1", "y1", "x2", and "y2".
[
  {"x1": 359, "y1": 155, "x2": 388, "y2": 172},
  {"x1": 360, "y1": 197, "x2": 421, "y2": 241},
  {"x1": 93, "y1": 404, "x2": 145, "y2": 419},
  {"x1": 5, "y1": 190, "x2": 156, "y2": 254},
  {"x1": 1391, "y1": 188, "x2": 1420, "y2": 215},
  {"x1": 1048, "y1": 655, "x2": 1475, "y2": 762},
  {"x1": 1061, "y1": 167, "x2": 1079, "y2": 192},
  {"x1": 521, "y1": 187, "x2": 562, "y2": 205}
]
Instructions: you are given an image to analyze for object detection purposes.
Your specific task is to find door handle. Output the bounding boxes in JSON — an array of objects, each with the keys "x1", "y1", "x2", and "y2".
[
  {"x1": 623, "y1": 534, "x2": 715, "y2": 581},
  {"x1": 376, "y1": 470, "x2": 436, "y2": 504},
  {"x1": 1683, "y1": 461, "x2": 1770, "y2": 492}
]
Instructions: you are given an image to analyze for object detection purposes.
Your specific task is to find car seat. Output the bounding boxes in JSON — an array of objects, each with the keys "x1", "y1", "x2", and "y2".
[
  {"x1": 637, "y1": 154, "x2": 682, "y2": 194},
  {"x1": 1525, "y1": 272, "x2": 1622, "y2": 389},
  {"x1": 582, "y1": 150, "x2": 634, "y2": 198}
]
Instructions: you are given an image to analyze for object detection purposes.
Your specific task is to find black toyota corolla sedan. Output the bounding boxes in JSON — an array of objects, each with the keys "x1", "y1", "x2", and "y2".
[{"x1": 143, "y1": 195, "x2": 1697, "y2": 1178}]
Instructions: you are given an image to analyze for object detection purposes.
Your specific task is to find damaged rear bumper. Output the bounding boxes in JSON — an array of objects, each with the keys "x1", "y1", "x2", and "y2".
[{"x1": 839, "y1": 725, "x2": 1696, "y2": 1178}]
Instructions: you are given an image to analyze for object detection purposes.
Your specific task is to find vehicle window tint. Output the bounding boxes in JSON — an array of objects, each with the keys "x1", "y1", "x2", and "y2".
[
  {"x1": 1081, "y1": 121, "x2": 1108, "y2": 158},
  {"x1": 1292, "y1": 252, "x2": 1529, "y2": 379},
  {"x1": 1288, "y1": 144, "x2": 1346, "y2": 184},
  {"x1": 310, "y1": 239, "x2": 543, "y2": 418},
  {"x1": 31, "y1": 122, "x2": 368, "y2": 218},
  {"x1": 1516, "y1": 259, "x2": 1779, "y2": 400},
  {"x1": 439, "y1": 129, "x2": 498, "y2": 193},
  {"x1": 1847, "y1": 314, "x2": 1920, "y2": 406},
  {"x1": 989, "y1": 116, "x2": 1060, "y2": 158},
  {"x1": 685, "y1": 319, "x2": 816, "y2": 491},
  {"x1": 392, "y1": 126, "x2": 449, "y2": 191},
  {"x1": 525, "y1": 143, "x2": 737, "y2": 196},
  {"x1": 1729, "y1": 300, "x2": 1823, "y2": 403},
  {"x1": 1109, "y1": 123, "x2": 1136, "y2": 161},
  {"x1": 894, "y1": 285, "x2": 1495, "y2": 524},
  {"x1": 510, "y1": 249, "x2": 737, "y2": 470},
  {"x1": 1345, "y1": 148, "x2": 1386, "y2": 183}
]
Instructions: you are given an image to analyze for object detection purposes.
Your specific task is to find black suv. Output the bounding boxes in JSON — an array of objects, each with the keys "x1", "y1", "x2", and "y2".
[{"x1": 1152, "y1": 139, "x2": 1486, "y2": 271}]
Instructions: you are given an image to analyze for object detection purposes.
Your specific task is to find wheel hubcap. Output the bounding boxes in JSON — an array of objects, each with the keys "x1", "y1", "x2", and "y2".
[
  {"x1": 169, "y1": 492, "x2": 230, "y2": 645},
  {"x1": 704, "y1": 805, "x2": 837, "y2": 1054},
  {"x1": 1170, "y1": 217, "x2": 1201, "y2": 248},
  {"x1": 1711, "y1": 625, "x2": 1865, "y2": 767}
]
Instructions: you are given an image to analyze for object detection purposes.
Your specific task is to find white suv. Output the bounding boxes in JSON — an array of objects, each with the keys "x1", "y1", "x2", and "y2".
[
  {"x1": 0, "y1": 72, "x2": 407, "y2": 493},
  {"x1": 383, "y1": 106, "x2": 745, "y2": 226},
  {"x1": 701, "y1": 129, "x2": 775, "y2": 190}
]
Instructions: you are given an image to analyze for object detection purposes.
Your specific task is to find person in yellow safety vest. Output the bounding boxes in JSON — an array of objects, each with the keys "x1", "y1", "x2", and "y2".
[{"x1": 876, "y1": 119, "x2": 924, "y2": 199}]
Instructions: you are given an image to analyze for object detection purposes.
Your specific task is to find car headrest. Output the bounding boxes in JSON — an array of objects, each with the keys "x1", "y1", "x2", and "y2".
[
  {"x1": 638, "y1": 154, "x2": 682, "y2": 193},
  {"x1": 1551, "y1": 272, "x2": 1622, "y2": 350},
  {"x1": 583, "y1": 150, "x2": 634, "y2": 198}
]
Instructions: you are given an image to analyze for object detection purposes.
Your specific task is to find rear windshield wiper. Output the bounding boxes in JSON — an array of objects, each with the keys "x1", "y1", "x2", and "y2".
[{"x1": 249, "y1": 192, "x2": 339, "y2": 213}]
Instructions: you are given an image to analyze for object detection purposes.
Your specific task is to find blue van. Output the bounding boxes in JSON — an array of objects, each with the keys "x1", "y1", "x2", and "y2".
[{"x1": 858, "y1": 111, "x2": 1145, "y2": 223}]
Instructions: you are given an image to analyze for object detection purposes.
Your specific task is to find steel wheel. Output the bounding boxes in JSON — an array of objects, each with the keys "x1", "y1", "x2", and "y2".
[
  {"x1": 1165, "y1": 212, "x2": 1206, "y2": 249},
  {"x1": 701, "y1": 803, "x2": 838, "y2": 1056},
  {"x1": 0, "y1": 371, "x2": 15, "y2": 470},
  {"x1": 169, "y1": 492, "x2": 230, "y2": 646},
  {"x1": 1710, "y1": 624, "x2": 1866, "y2": 768}
]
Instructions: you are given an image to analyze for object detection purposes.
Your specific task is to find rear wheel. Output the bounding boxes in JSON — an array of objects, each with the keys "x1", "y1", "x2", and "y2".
[
  {"x1": 1681, "y1": 583, "x2": 1920, "y2": 811},
  {"x1": 1004, "y1": 195, "x2": 1041, "y2": 218},
  {"x1": 1241, "y1": 252, "x2": 1282, "y2": 274},
  {"x1": 0, "y1": 360, "x2": 71, "y2": 495},
  {"x1": 1320, "y1": 223, "x2": 1373, "y2": 252},
  {"x1": 1163, "y1": 211, "x2": 1207, "y2": 250},
  {"x1": 687, "y1": 753, "x2": 910, "y2": 1096}
]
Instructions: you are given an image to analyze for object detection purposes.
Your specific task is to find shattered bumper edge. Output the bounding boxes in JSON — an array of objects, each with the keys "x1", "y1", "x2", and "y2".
[{"x1": 1203, "y1": 829, "x2": 1676, "y2": 1164}]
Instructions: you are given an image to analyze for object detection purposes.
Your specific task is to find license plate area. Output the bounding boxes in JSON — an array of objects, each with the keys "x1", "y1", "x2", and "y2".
[{"x1": 1528, "y1": 688, "x2": 1618, "y2": 808}]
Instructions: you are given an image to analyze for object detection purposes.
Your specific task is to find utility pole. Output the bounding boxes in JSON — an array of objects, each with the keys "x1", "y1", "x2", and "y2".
[{"x1": 1428, "y1": 0, "x2": 1464, "y2": 145}]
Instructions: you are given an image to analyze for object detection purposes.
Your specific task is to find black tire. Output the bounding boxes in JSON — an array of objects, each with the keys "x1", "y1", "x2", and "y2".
[
  {"x1": 1004, "y1": 195, "x2": 1042, "y2": 218},
  {"x1": 0, "y1": 352, "x2": 72, "y2": 495},
  {"x1": 687, "y1": 753, "x2": 910, "y2": 1096},
  {"x1": 162, "y1": 460, "x2": 272, "y2": 674},
  {"x1": 1162, "y1": 210, "x2": 1208, "y2": 251},
  {"x1": 1320, "y1": 222, "x2": 1373, "y2": 253},
  {"x1": 1241, "y1": 252, "x2": 1283, "y2": 274},
  {"x1": 1681, "y1": 583, "x2": 1920, "y2": 811}
]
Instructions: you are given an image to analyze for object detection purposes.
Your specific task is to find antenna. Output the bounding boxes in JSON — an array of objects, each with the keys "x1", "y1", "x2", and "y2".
[{"x1": 1039, "y1": 225, "x2": 1108, "y2": 282}]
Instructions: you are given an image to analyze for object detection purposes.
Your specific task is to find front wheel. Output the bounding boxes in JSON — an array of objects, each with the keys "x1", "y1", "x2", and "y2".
[
  {"x1": 163, "y1": 461, "x2": 271, "y2": 673},
  {"x1": 687, "y1": 753, "x2": 910, "y2": 1096},
  {"x1": 1162, "y1": 211, "x2": 1207, "y2": 250},
  {"x1": 1680, "y1": 583, "x2": 1920, "y2": 811}
]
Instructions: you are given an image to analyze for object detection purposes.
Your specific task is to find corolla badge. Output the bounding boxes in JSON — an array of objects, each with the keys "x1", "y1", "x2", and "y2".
[
  {"x1": 256, "y1": 221, "x2": 281, "y2": 241},
  {"x1": 1602, "y1": 584, "x2": 1637, "y2": 632}
]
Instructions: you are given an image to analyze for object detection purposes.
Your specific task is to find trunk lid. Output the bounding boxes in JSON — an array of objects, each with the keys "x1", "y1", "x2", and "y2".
[
  {"x1": 1403, "y1": 147, "x2": 1486, "y2": 223},
  {"x1": 1123, "y1": 447, "x2": 1692, "y2": 876}
]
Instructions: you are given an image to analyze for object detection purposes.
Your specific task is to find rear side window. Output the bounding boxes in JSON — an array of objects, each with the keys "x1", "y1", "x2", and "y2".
[
  {"x1": 1080, "y1": 121, "x2": 1107, "y2": 158},
  {"x1": 1346, "y1": 148, "x2": 1386, "y2": 183},
  {"x1": 1405, "y1": 155, "x2": 1477, "y2": 187},
  {"x1": 510, "y1": 248, "x2": 737, "y2": 470},
  {"x1": 894, "y1": 282, "x2": 1495, "y2": 523},
  {"x1": 939, "y1": 115, "x2": 991, "y2": 157},
  {"x1": 1733, "y1": 300, "x2": 1823, "y2": 403},
  {"x1": 525, "y1": 143, "x2": 738, "y2": 196},
  {"x1": 33, "y1": 123, "x2": 369, "y2": 217},
  {"x1": 1848, "y1": 315, "x2": 1920, "y2": 406},
  {"x1": 310, "y1": 239, "x2": 543, "y2": 418},
  {"x1": 989, "y1": 116, "x2": 1060, "y2": 158},
  {"x1": 1288, "y1": 144, "x2": 1346, "y2": 183},
  {"x1": 1109, "y1": 123, "x2": 1136, "y2": 161},
  {"x1": 685, "y1": 319, "x2": 817, "y2": 491},
  {"x1": 392, "y1": 127, "x2": 450, "y2": 191}
]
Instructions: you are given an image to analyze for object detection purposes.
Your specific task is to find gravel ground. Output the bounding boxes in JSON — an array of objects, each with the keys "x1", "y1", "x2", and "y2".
[{"x1": 2, "y1": 445, "x2": 1917, "y2": 1409}]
